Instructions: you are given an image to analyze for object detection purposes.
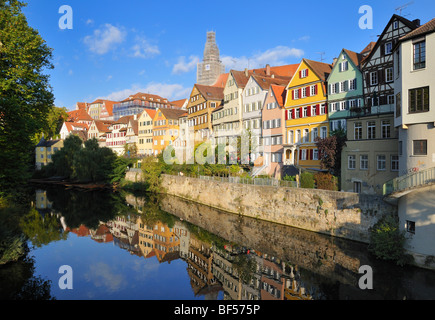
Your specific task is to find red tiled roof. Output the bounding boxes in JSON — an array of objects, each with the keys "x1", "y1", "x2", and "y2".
[
  {"x1": 270, "y1": 84, "x2": 287, "y2": 107},
  {"x1": 67, "y1": 108, "x2": 92, "y2": 122},
  {"x1": 195, "y1": 84, "x2": 224, "y2": 101},
  {"x1": 400, "y1": 17, "x2": 435, "y2": 41}
]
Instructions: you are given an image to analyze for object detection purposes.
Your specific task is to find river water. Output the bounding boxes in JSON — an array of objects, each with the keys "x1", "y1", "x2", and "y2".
[{"x1": 1, "y1": 186, "x2": 435, "y2": 300}]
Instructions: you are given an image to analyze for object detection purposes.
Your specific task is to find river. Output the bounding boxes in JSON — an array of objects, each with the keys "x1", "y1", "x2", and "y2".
[{"x1": 1, "y1": 185, "x2": 435, "y2": 300}]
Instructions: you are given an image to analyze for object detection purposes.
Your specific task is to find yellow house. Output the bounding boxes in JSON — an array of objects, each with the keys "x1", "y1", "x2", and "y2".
[
  {"x1": 137, "y1": 109, "x2": 157, "y2": 156},
  {"x1": 283, "y1": 59, "x2": 332, "y2": 170},
  {"x1": 35, "y1": 137, "x2": 64, "y2": 170}
]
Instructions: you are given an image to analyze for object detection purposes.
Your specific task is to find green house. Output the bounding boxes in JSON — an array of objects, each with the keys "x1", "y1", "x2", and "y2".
[{"x1": 327, "y1": 48, "x2": 365, "y2": 132}]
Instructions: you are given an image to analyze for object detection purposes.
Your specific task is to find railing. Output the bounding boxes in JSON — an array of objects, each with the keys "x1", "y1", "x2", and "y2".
[
  {"x1": 198, "y1": 175, "x2": 297, "y2": 188},
  {"x1": 383, "y1": 166, "x2": 435, "y2": 196}
]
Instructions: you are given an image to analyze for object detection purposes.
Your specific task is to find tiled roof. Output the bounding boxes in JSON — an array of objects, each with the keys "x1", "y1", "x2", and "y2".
[
  {"x1": 144, "y1": 109, "x2": 157, "y2": 119},
  {"x1": 64, "y1": 122, "x2": 89, "y2": 131},
  {"x1": 212, "y1": 73, "x2": 229, "y2": 88},
  {"x1": 67, "y1": 108, "x2": 92, "y2": 122},
  {"x1": 36, "y1": 138, "x2": 63, "y2": 147},
  {"x1": 400, "y1": 17, "x2": 435, "y2": 41},
  {"x1": 251, "y1": 74, "x2": 291, "y2": 91},
  {"x1": 270, "y1": 84, "x2": 287, "y2": 107},
  {"x1": 343, "y1": 49, "x2": 364, "y2": 68},
  {"x1": 158, "y1": 108, "x2": 188, "y2": 120},
  {"x1": 120, "y1": 92, "x2": 169, "y2": 104},
  {"x1": 195, "y1": 84, "x2": 224, "y2": 101},
  {"x1": 303, "y1": 59, "x2": 333, "y2": 81}
]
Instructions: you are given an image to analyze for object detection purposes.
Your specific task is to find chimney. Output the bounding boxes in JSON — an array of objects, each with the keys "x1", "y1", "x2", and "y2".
[
  {"x1": 244, "y1": 68, "x2": 248, "y2": 77},
  {"x1": 134, "y1": 114, "x2": 137, "y2": 120},
  {"x1": 266, "y1": 64, "x2": 271, "y2": 76},
  {"x1": 413, "y1": 19, "x2": 421, "y2": 27},
  {"x1": 332, "y1": 57, "x2": 338, "y2": 66}
]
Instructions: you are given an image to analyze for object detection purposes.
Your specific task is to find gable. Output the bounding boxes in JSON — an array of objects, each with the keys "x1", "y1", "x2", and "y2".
[{"x1": 287, "y1": 60, "x2": 320, "y2": 89}]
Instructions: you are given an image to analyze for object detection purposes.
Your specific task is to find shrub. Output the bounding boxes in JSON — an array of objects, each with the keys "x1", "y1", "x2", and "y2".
[
  {"x1": 315, "y1": 173, "x2": 338, "y2": 191},
  {"x1": 368, "y1": 215, "x2": 413, "y2": 266},
  {"x1": 300, "y1": 172, "x2": 315, "y2": 189}
]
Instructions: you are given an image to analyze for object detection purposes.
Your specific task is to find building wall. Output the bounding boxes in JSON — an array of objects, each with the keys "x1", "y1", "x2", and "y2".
[
  {"x1": 327, "y1": 50, "x2": 364, "y2": 130},
  {"x1": 138, "y1": 112, "x2": 154, "y2": 156},
  {"x1": 398, "y1": 185, "x2": 435, "y2": 269},
  {"x1": 285, "y1": 61, "x2": 329, "y2": 170},
  {"x1": 35, "y1": 140, "x2": 64, "y2": 170},
  {"x1": 262, "y1": 87, "x2": 285, "y2": 178},
  {"x1": 341, "y1": 114, "x2": 398, "y2": 195}
]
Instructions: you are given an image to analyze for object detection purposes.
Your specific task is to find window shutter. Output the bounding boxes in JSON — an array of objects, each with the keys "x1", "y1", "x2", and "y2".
[
  {"x1": 316, "y1": 104, "x2": 320, "y2": 114},
  {"x1": 292, "y1": 90, "x2": 295, "y2": 100},
  {"x1": 299, "y1": 89, "x2": 302, "y2": 98},
  {"x1": 291, "y1": 109, "x2": 295, "y2": 119},
  {"x1": 307, "y1": 106, "x2": 312, "y2": 117},
  {"x1": 285, "y1": 110, "x2": 288, "y2": 121},
  {"x1": 299, "y1": 150, "x2": 303, "y2": 160},
  {"x1": 299, "y1": 108, "x2": 303, "y2": 118},
  {"x1": 314, "y1": 84, "x2": 318, "y2": 95},
  {"x1": 306, "y1": 87, "x2": 310, "y2": 97},
  {"x1": 299, "y1": 71, "x2": 302, "y2": 78},
  {"x1": 306, "y1": 69, "x2": 309, "y2": 77},
  {"x1": 310, "y1": 149, "x2": 313, "y2": 160}
]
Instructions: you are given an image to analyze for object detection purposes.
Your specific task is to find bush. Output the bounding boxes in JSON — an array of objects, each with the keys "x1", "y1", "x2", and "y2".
[
  {"x1": 368, "y1": 215, "x2": 413, "y2": 266},
  {"x1": 315, "y1": 173, "x2": 338, "y2": 191},
  {"x1": 300, "y1": 172, "x2": 315, "y2": 189}
]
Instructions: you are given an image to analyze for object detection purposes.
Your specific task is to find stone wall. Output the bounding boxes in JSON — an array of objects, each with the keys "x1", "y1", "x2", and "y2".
[
  {"x1": 124, "y1": 172, "x2": 397, "y2": 243},
  {"x1": 159, "y1": 175, "x2": 397, "y2": 244}
]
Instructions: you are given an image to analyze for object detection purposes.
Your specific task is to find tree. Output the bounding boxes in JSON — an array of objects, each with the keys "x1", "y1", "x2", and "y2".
[
  {"x1": 315, "y1": 127, "x2": 347, "y2": 176},
  {"x1": 0, "y1": 1, "x2": 54, "y2": 198},
  {"x1": 51, "y1": 135, "x2": 82, "y2": 178}
]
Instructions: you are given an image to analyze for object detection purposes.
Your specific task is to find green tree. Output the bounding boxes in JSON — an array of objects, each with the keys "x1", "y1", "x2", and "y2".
[
  {"x1": 51, "y1": 135, "x2": 82, "y2": 178},
  {"x1": 0, "y1": 0, "x2": 54, "y2": 198}
]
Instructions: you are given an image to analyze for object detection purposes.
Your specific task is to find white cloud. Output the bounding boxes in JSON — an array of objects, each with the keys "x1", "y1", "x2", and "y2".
[
  {"x1": 172, "y1": 55, "x2": 200, "y2": 74},
  {"x1": 131, "y1": 37, "x2": 160, "y2": 59},
  {"x1": 222, "y1": 46, "x2": 304, "y2": 71},
  {"x1": 99, "y1": 82, "x2": 191, "y2": 102},
  {"x1": 86, "y1": 19, "x2": 94, "y2": 25},
  {"x1": 84, "y1": 24, "x2": 126, "y2": 55}
]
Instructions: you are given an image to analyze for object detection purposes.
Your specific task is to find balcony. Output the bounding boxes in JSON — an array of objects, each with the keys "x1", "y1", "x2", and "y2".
[{"x1": 383, "y1": 166, "x2": 435, "y2": 198}]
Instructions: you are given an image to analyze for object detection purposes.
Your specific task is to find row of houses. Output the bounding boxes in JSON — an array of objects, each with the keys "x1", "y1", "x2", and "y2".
[{"x1": 44, "y1": 14, "x2": 434, "y2": 198}]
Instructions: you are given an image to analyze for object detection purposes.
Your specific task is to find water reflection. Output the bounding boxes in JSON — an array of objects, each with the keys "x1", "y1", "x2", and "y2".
[{"x1": 2, "y1": 186, "x2": 435, "y2": 300}]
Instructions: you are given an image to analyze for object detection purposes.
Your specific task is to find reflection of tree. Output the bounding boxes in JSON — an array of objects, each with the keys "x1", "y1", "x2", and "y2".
[
  {"x1": 233, "y1": 254, "x2": 257, "y2": 284},
  {"x1": 0, "y1": 255, "x2": 54, "y2": 300},
  {"x1": 45, "y1": 187, "x2": 124, "y2": 230},
  {"x1": 20, "y1": 208, "x2": 67, "y2": 248}
]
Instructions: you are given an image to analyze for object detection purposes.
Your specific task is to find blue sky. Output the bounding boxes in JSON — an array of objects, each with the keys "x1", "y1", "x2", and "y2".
[{"x1": 22, "y1": 0, "x2": 435, "y2": 111}]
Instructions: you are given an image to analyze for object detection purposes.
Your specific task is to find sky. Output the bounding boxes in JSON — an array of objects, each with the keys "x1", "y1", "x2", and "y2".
[{"x1": 22, "y1": 0, "x2": 435, "y2": 111}]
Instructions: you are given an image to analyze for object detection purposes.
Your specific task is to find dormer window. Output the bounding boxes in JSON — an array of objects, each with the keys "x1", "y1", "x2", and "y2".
[{"x1": 300, "y1": 69, "x2": 309, "y2": 78}]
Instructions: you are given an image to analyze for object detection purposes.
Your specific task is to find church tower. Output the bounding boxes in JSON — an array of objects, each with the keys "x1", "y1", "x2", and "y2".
[{"x1": 197, "y1": 31, "x2": 225, "y2": 86}]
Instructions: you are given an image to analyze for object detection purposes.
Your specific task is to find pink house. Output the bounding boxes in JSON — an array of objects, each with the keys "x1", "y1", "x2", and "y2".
[{"x1": 262, "y1": 84, "x2": 287, "y2": 178}]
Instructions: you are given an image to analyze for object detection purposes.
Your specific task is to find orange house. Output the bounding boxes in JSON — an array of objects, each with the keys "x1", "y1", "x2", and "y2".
[{"x1": 152, "y1": 108, "x2": 187, "y2": 156}]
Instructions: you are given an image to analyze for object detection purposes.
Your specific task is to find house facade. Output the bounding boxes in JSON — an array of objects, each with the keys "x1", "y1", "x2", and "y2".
[
  {"x1": 137, "y1": 109, "x2": 156, "y2": 157},
  {"x1": 341, "y1": 15, "x2": 419, "y2": 194},
  {"x1": 59, "y1": 122, "x2": 88, "y2": 141},
  {"x1": 105, "y1": 115, "x2": 136, "y2": 156},
  {"x1": 242, "y1": 75, "x2": 290, "y2": 163},
  {"x1": 88, "y1": 99, "x2": 118, "y2": 120},
  {"x1": 262, "y1": 84, "x2": 287, "y2": 178},
  {"x1": 327, "y1": 49, "x2": 364, "y2": 132},
  {"x1": 152, "y1": 108, "x2": 186, "y2": 156},
  {"x1": 35, "y1": 138, "x2": 64, "y2": 170},
  {"x1": 284, "y1": 59, "x2": 332, "y2": 170},
  {"x1": 393, "y1": 18, "x2": 435, "y2": 263},
  {"x1": 187, "y1": 84, "x2": 223, "y2": 143}
]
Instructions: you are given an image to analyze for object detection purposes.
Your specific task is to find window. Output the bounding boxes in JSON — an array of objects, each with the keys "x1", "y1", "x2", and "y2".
[
  {"x1": 386, "y1": 68, "x2": 393, "y2": 83},
  {"x1": 393, "y1": 21, "x2": 399, "y2": 30},
  {"x1": 300, "y1": 149, "x2": 307, "y2": 161},
  {"x1": 385, "y1": 42, "x2": 393, "y2": 55},
  {"x1": 367, "y1": 121, "x2": 376, "y2": 139},
  {"x1": 340, "y1": 61, "x2": 348, "y2": 72},
  {"x1": 303, "y1": 129, "x2": 309, "y2": 143},
  {"x1": 294, "y1": 89, "x2": 300, "y2": 100},
  {"x1": 349, "y1": 79, "x2": 357, "y2": 91},
  {"x1": 354, "y1": 122, "x2": 362, "y2": 140},
  {"x1": 406, "y1": 221, "x2": 416, "y2": 234},
  {"x1": 391, "y1": 155, "x2": 399, "y2": 172},
  {"x1": 413, "y1": 140, "x2": 427, "y2": 156},
  {"x1": 388, "y1": 95, "x2": 395, "y2": 105},
  {"x1": 288, "y1": 130, "x2": 294, "y2": 144},
  {"x1": 312, "y1": 128, "x2": 318, "y2": 142},
  {"x1": 310, "y1": 85, "x2": 317, "y2": 96},
  {"x1": 354, "y1": 182, "x2": 362, "y2": 194},
  {"x1": 303, "y1": 107, "x2": 308, "y2": 117},
  {"x1": 377, "y1": 155, "x2": 386, "y2": 171},
  {"x1": 414, "y1": 41, "x2": 426, "y2": 70},
  {"x1": 370, "y1": 72, "x2": 378, "y2": 86},
  {"x1": 381, "y1": 120, "x2": 391, "y2": 139},
  {"x1": 409, "y1": 87, "x2": 430, "y2": 113},
  {"x1": 360, "y1": 155, "x2": 369, "y2": 170},
  {"x1": 311, "y1": 105, "x2": 317, "y2": 116},
  {"x1": 320, "y1": 127, "x2": 327, "y2": 139},
  {"x1": 301, "y1": 69, "x2": 308, "y2": 78},
  {"x1": 310, "y1": 149, "x2": 318, "y2": 161},
  {"x1": 348, "y1": 155, "x2": 356, "y2": 170},
  {"x1": 296, "y1": 130, "x2": 301, "y2": 144}
]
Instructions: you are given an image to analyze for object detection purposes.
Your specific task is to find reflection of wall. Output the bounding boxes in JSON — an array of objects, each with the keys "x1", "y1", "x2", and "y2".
[{"x1": 35, "y1": 189, "x2": 52, "y2": 210}]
